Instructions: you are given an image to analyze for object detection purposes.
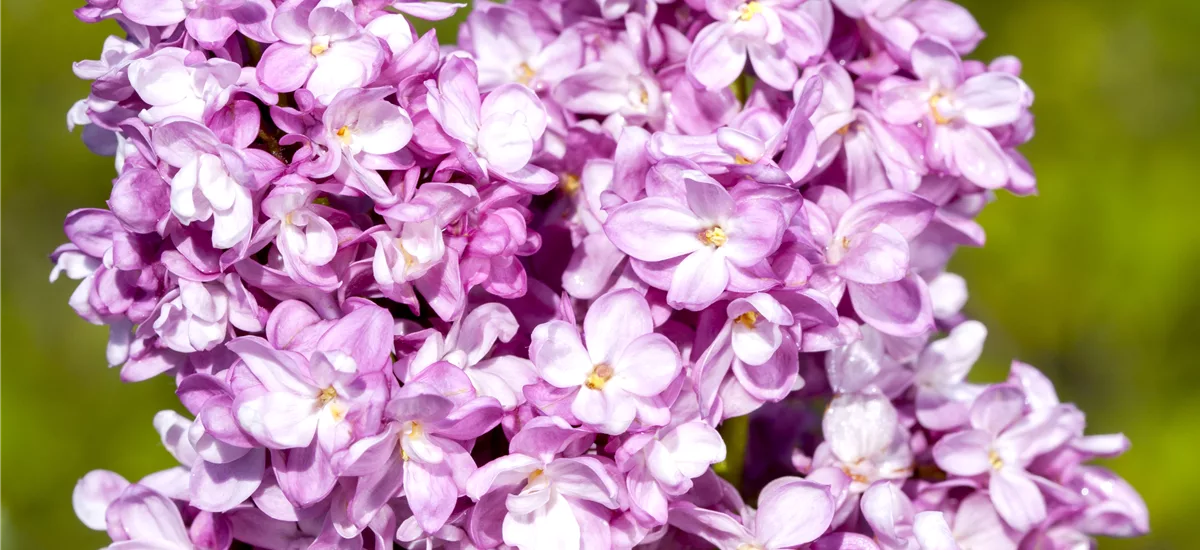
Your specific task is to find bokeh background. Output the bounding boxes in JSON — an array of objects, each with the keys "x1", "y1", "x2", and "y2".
[{"x1": 2, "y1": 0, "x2": 1198, "y2": 547}]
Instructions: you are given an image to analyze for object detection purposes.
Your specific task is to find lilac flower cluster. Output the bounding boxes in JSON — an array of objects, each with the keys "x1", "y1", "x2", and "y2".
[{"x1": 56, "y1": 0, "x2": 1148, "y2": 549}]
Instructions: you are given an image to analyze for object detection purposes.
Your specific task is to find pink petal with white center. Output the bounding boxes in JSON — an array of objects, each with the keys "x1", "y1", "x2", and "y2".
[
  {"x1": 236, "y1": 391, "x2": 320, "y2": 449},
  {"x1": 256, "y1": 44, "x2": 316, "y2": 93},
  {"x1": 584, "y1": 289, "x2": 653, "y2": 365},
  {"x1": 969, "y1": 384, "x2": 1025, "y2": 436},
  {"x1": 957, "y1": 73, "x2": 1026, "y2": 128},
  {"x1": 931, "y1": 429, "x2": 991, "y2": 476},
  {"x1": 912, "y1": 511, "x2": 959, "y2": 550},
  {"x1": 823, "y1": 394, "x2": 898, "y2": 464},
  {"x1": 667, "y1": 503, "x2": 751, "y2": 550},
  {"x1": 612, "y1": 333, "x2": 680, "y2": 397},
  {"x1": 949, "y1": 125, "x2": 1009, "y2": 190},
  {"x1": 687, "y1": 22, "x2": 747, "y2": 91},
  {"x1": 910, "y1": 38, "x2": 962, "y2": 88},
  {"x1": 605, "y1": 198, "x2": 706, "y2": 262},
  {"x1": 530, "y1": 320, "x2": 591, "y2": 388},
  {"x1": 847, "y1": 273, "x2": 934, "y2": 338},
  {"x1": 756, "y1": 478, "x2": 835, "y2": 547},
  {"x1": 988, "y1": 468, "x2": 1046, "y2": 532},
  {"x1": 666, "y1": 246, "x2": 729, "y2": 311},
  {"x1": 837, "y1": 225, "x2": 910, "y2": 285},
  {"x1": 502, "y1": 488, "x2": 581, "y2": 550},
  {"x1": 73, "y1": 470, "x2": 130, "y2": 530}
]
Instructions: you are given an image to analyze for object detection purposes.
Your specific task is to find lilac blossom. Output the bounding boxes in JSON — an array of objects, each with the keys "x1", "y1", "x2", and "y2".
[
  {"x1": 256, "y1": 0, "x2": 384, "y2": 103},
  {"x1": 425, "y1": 56, "x2": 557, "y2": 192},
  {"x1": 604, "y1": 171, "x2": 787, "y2": 310},
  {"x1": 686, "y1": 0, "x2": 831, "y2": 91},
  {"x1": 54, "y1": 1, "x2": 1148, "y2": 549},
  {"x1": 877, "y1": 37, "x2": 1032, "y2": 189},
  {"x1": 530, "y1": 289, "x2": 682, "y2": 434}
]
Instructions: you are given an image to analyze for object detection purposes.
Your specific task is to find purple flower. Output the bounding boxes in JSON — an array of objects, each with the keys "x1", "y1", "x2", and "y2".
[
  {"x1": 811, "y1": 187, "x2": 936, "y2": 336},
  {"x1": 932, "y1": 384, "x2": 1068, "y2": 531},
  {"x1": 426, "y1": 57, "x2": 557, "y2": 192},
  {"x1": 878, "y1": 37, "x2": 1031, "y2": 189},
  {"x1": 336, "y1": 363, "x2": 501, "y2": 534},
  {"x1": 530, "y1": 289, "x2": 682, "y2": 434},
  {"x1": 913, "y1": 319, "x2": 986, "y2": 430},
  {"x1": 467, "y1": 420, "x2": 621, "y2": 550},
  {"x1": 687, "y1": 0, "x2": 830, "y2": 91},
  {"x1": 53, "y1": 1, "x2": 1149, "y2": 548},
  {"x1": 802, "y1": 62, "x2": 924, "y2": 195},
  {"x1": 151, "y1": 274, "x2": 263, "y2": 353},
  {"x1": 152, "y1": 119, "x2": 258, "y2": 249},
  {"x1": 256, "y1": 0, "x2": 384, "y2": 103},
  {"x1": 402, "y1": 302, "x2": 538, "y2": 410},
  {"x1": 128, "y1": 48, "x2": 240, "y2": 124},
  {"x1": 604, "y1": 172, "x2": 786, "y2": 310},
  {"x1": 461, "y1": 4, "x2": 583, "y2": 92},
  {"x1": 318, "y1": 88, "x2": 415, "y2": 204}
]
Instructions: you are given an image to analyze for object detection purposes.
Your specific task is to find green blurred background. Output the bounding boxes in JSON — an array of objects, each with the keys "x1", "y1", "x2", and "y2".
[{"x1": 3, "y1": 0, "x2": 1198, "y2": 547}]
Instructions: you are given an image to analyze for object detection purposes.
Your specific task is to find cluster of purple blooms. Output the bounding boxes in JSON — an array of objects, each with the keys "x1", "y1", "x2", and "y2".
[{"x1": 55, "y1": 0, "x2": 1149, "y2": 548}]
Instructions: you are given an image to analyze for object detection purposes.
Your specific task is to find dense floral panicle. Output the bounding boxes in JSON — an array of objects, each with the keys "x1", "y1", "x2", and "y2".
[{"x1": 56, "y1": 0, "x2": 1144, "y2": 549}]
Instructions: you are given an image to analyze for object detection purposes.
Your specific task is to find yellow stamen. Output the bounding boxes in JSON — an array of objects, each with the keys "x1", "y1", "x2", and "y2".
[
  {"x1": 699, "y1": 226, "x2": 728, "y2": 247},
  {"x1": 409, "y1": 421, "x2": 424, "y2": 440},
  {"x1": 836, "y1": 124, "x2": 853, "y2": 136},
  {"x1": 734, "y1": 154, "x2": 753, "y2": 165},
  {"x1": 560, "y1": 173, "x2": 581, "y2": 195},
  {"x1": 988, "y1": 450, "x2": 1004, "y2": 471},
  {"x1": 929, "y1": 92, "x2": 951, "y2": 125},
  {"x1": 738, "y1": 1, "x2": 762, "y2": 22},
  {"x1": 735, "y1": 311, "x2": 758, "y2": 329},
  {"x1": 584, "y1": 363, "x2": 614, "y2": 391},
  {"x1": 516, "y1": 62, "x2": 536, "y2": 85},
  {"x1": 528, "y1": 469, "x2": 544, "y2": 483},
  {"x1": 336, "y1": 125, "x2": 352, "y2": 145},
  {"x1": 840, "y1": 465, "x2": 869, "y2": 484},
  {"x1": 395, "y1": 238, "x2": 417, "y2": 267},
  {"x1": 310, "y1": 37, "x2": 330, "y2": 56},
  {"x1": 318, "y1": 386, "x2": 338, "y2": 405},
  {"x1": 639, "y1": 88, "x2": 650, "y2": 105}
]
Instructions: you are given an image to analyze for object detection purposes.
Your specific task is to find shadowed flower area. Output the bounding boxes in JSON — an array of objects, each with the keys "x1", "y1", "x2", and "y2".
[{"x1": 0, "y1": 0, "x2": 1197, "y2": 548}]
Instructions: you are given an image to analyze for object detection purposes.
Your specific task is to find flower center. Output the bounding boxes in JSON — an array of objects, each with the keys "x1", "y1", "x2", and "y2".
[
  {"x1": 560, "y1": 173, "x2": 581, "y2": 195},
  {"x1": 734, "y1": 154, "x2": 753, "y2": 165},
  {"x1": 737, "y1": 543, "x2": 765, "y2": 550},
  {"x1": 699, "y1": 226, "x2": 728, "y2": 247},
  {"x1": 516, "y1": 62, "x2": 536, "y2": 85},
  {"x1": 988, "y1": 449, "x2": 1004, "y2": 471},
  {"x1": 528, "y1": 468, "x2": 544, "y2": 483},
  {"x1": 310, "y1": 35, "x2": 331, "y2": 56},
  {"x1": 929, "y1": 92, "x2": 951, "y2": 125},
  {"x1": 585, "y1": 363, "x2": 614, "y2": 390},
  {"x1": 735, "y1": 311, "x2": 758, "y2": 329},
  {"x1": 738, "y1": 2, "x2": 762, "y2": 21},
  {"x1": 318, "y1": 386, "x2": 338, "y2": 405},
  {"x1": 394, "y1": 238, "x2": 417, "y2": 267},
  {"x1": 336, "y1": 125, "x2": 353, "y2": 145}
]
